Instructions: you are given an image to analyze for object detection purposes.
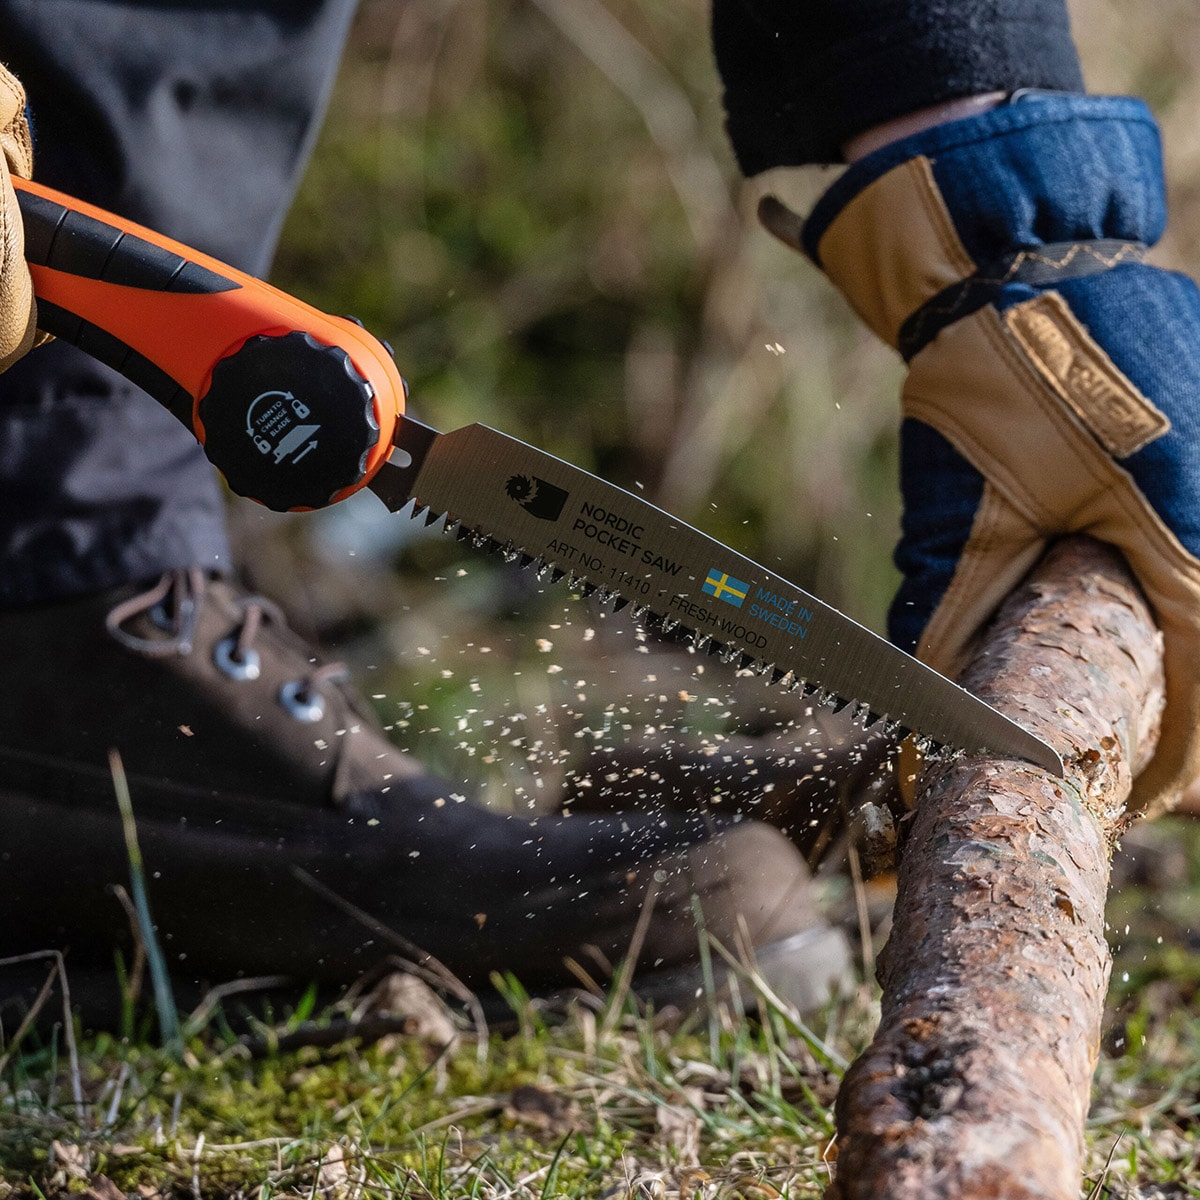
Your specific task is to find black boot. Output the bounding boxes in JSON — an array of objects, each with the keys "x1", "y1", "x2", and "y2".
[{"x1": 0, "y1": 571, "x2": 851, "y2": 1027}]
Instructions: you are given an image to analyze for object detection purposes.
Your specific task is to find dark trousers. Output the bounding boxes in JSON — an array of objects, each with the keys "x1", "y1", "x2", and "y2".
[
  {"x1": 0, "y1": 0, "x2": 1081, "y2": 606},
  {"x1": 0, "y1": 0, "x2": 357, "y2": 605}
]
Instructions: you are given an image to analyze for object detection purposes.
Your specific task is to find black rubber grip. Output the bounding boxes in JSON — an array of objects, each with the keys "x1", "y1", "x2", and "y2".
[{"x1": 18, "y1": 189, "x2": 240, "y2": 294}]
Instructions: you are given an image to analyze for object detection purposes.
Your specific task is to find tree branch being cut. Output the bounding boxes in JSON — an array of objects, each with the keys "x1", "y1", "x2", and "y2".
[{"x1": 827, "y1": 536, "x2": 1165, "y2": 1200}]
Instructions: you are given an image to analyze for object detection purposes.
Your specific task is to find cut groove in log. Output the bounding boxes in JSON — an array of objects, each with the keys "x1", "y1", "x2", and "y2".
[{"x1": 827, "y1": 537, "x2": 1165, "y2": 1200}]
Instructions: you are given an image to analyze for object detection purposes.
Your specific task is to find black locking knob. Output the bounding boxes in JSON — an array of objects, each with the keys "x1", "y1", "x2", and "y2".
[{"x1": 197, "y1": 331, "x2": 381, "y2": 511}]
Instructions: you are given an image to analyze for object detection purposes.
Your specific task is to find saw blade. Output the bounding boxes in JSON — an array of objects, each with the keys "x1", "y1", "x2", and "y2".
[{"x1": 369, "y1": 419, "x2": 1063, "y2": 776}]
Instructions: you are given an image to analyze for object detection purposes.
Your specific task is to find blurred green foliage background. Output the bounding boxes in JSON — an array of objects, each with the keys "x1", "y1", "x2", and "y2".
[
  {"x1": 265, "y1": 0, "x2": 904, "y2": 625},
  {"x1": 231, "y1": 0, "x2": 1200, "y2": 790}
]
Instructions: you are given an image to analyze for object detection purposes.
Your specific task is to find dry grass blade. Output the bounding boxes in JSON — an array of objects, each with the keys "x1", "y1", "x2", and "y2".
[
  {"x1": 599, "y1": 874, "x2": 661, "y2": 1040},
  {"x1": 0, "y1": 949, "x2": 85, "y2": 1122},
  {"x1": 290, "y1": 864, "x2": 490, "y2": 1062},
  {"x1": 1084, "y1": 1129, "x2": 1126, "y2": 1200},
  {"x1": 843, "y1": 842, "x2": 874, "y2": 985},
  {"x1": 181, "y1": 976, "x2": 296, "y2": 1041},
  {"x1": 0, "y1": 961, "x2": 57, "y2": 1081},
  {"x1": 528, "y1": 0, "x2": 734, "y2": 251}
]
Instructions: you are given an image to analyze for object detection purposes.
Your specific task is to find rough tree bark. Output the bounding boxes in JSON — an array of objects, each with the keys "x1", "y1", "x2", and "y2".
[{"x1": 827, "y1": 537, "x2": 1166, "y2": 1200}]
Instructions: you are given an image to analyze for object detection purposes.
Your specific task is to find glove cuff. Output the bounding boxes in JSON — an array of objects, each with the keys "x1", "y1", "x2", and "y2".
[{"x1": 794, "y1": 94, "x2": 1166, "y2": 353}]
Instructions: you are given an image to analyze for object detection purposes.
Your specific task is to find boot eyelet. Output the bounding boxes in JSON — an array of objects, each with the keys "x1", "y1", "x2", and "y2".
[
  {"x1": 280, "y1": 681, "x2": 326, "y2": 722},
  {"x1": 149, "y1": 601, "x2": 175, "y2": 632},
  {"x1": 214, "y1": 636, "x2": 262, "y2": 681}
]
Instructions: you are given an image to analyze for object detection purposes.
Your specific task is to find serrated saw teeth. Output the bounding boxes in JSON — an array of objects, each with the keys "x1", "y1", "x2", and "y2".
[
  {"x1": 399, "y1": 503, "x2": 975, "y2": 761},
  {"x1": 426, "y1": 513, "x2": 606, "y2": 602}
]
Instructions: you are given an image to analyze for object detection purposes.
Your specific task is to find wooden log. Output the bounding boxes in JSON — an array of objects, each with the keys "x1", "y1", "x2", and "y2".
[{"x1": 827, "y1": 537, "x2": 1165, "y2": 1200}]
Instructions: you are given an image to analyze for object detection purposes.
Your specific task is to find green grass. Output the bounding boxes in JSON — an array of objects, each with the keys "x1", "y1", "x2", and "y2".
[
  {"x1": 0, "y1": 969, "x2": 868, "y2": 1199},
  {"x1": 4, "y1": 813, "x2": 1200, "y2": 1200},
  {"x1": 4, "y1": 903, "x2": 1200, "y2": 1200}
]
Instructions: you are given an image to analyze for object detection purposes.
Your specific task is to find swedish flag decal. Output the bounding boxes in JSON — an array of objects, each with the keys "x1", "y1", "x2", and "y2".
[{"x1": 702, "y1": 569, "x2": 749, "y2": 608}]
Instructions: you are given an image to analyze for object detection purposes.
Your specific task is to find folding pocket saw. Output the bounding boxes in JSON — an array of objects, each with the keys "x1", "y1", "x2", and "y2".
[{"x1": 13, "y1": 176, "x2": 1063, "y2": 777}]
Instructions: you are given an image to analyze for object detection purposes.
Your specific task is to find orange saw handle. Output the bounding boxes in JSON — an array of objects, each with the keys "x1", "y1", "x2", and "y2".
[{"x1": 14, "y1": 176, "x2": 405, "y2": 512}]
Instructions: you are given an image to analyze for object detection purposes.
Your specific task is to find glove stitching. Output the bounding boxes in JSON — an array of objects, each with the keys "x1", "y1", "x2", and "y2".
[
  {"x1": 908, "y1": 306, "x2": 1200, "y2": 811},
  {"x1": 911, "y1": 156, "x2": 976, "y2": 280},
  {"x1": 983, "y1": 300, "x2": 1117, "y2": 512},
  {"x1": 802, "y1": 98, "x2": 1157, "y2": 263},
  {"x1": 899, "y1": 241, "x2": 1148, "y2": 362},
  {"x1": 819, "y1": 154, "x2": 978, "y2": 345},
  {"x1": 1006, "y1": 292, "x2": 1170, "y2": 458}
]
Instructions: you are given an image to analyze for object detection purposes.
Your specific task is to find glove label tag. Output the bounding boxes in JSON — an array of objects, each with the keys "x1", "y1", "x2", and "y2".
[{"x1": 1006, "y1": 293, "x2": 1170, "y2": 458}]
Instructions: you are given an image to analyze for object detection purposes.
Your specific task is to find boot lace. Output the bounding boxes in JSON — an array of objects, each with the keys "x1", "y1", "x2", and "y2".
[
  {"x1": 105, "y1": 567, "x2": 206, "y2": 657},
  {"x1": 105, "y1": 569, "x2": 349, "y2": 722}
]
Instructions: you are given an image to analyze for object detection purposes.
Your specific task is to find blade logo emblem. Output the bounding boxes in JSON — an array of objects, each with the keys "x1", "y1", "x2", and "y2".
[{"x1": 505, "y1": 473, "x2": 569, "y2": 521}]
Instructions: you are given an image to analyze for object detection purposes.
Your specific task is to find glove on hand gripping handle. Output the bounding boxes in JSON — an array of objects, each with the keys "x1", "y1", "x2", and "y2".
[
  {"x1": 776, "y1": 94, "x2": 1200, "y2": 814},
  {"x1": 0, "y1": 65, "x2": 40, "y2": 372},
  {"x1": 13, "y1": 176, "x2": 404, "y2": 512}
]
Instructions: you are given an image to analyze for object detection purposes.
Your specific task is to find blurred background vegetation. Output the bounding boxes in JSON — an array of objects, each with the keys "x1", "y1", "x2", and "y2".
[
  {"x1": 238, "y1": 0, "x2": 906, "y2": 795},
  {"x1": 226, "y1": 0, "x2": 1200, "y2": 794},
  {"x1": 271, "y1": 0, "x2": 905, "y2": 630}
]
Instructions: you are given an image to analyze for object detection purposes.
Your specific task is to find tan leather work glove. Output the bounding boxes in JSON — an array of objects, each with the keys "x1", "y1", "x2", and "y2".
[
  {"x1": 764, "y1": 93, "x2": 1200, "y2": 816},
  {"x1": 0, "y1": 62, "x2": 39, "y2": 372}
]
